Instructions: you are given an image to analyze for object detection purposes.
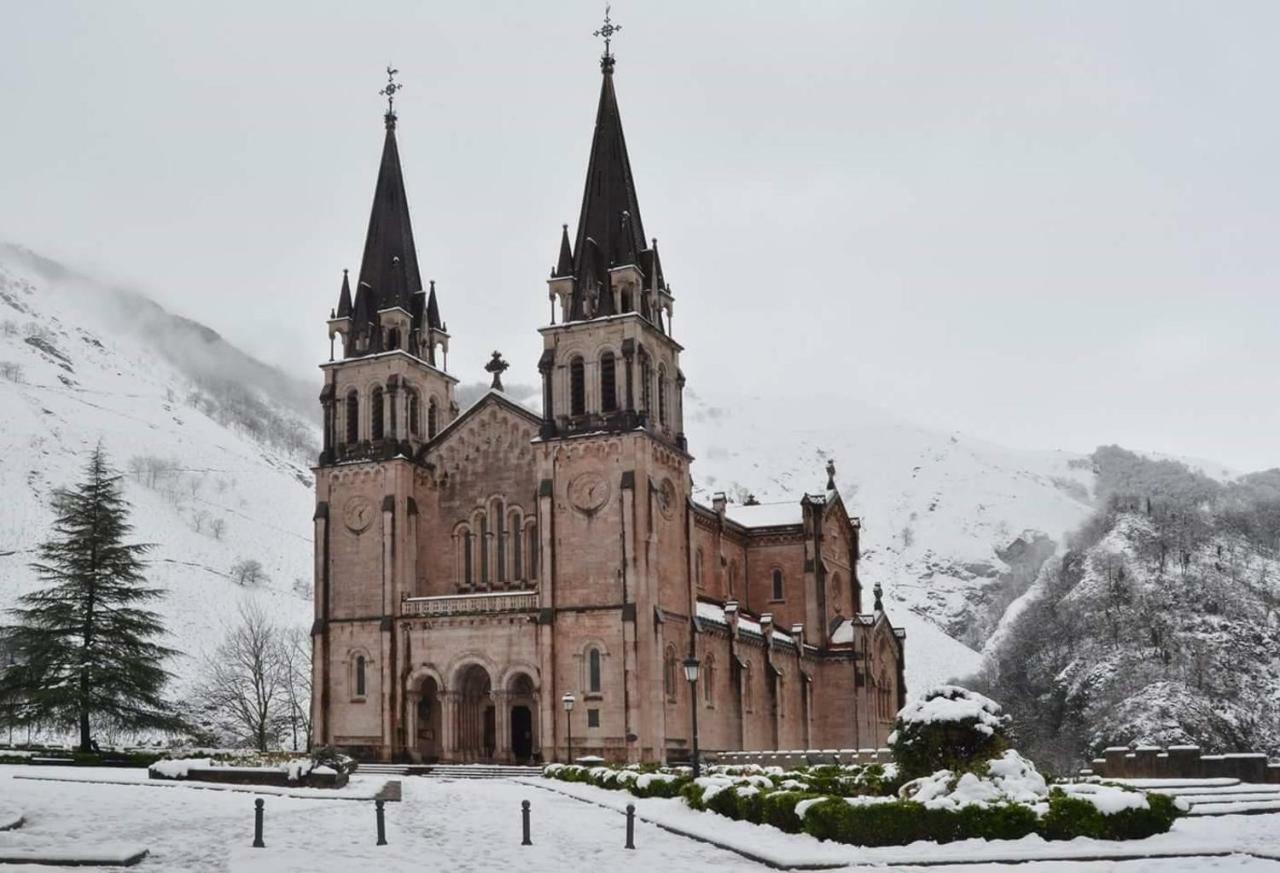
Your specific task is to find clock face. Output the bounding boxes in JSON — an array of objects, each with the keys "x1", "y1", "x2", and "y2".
[
  {"x1": 657, "y1": 478, "x2": 677, "y2": 519},
  {"x1": 343, "y1": 497, "x2": 374, "y2": 533},
  {"x1": 569, "y1": 473, "x2": 611, "y2": 515}
]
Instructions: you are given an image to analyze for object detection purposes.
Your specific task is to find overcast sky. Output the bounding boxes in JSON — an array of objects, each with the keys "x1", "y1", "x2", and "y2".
[{"x1": 2, "y1": 1, "x2": 1277, "y2": 471}]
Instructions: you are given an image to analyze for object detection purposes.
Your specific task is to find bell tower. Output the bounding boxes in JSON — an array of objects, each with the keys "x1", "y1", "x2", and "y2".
[
  {"x1": 312, "y1": 69, "x2": 458, "y2": 755},
  {"x1": 534, "y1": 24, "x2": 694, "y2": 764}
]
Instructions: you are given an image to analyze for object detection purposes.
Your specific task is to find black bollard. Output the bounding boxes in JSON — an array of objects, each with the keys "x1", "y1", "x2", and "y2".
[
  {"x1": 252, "y1": 798, "x2": 265, "y2": 848},
  {"x1": 625, "y1": 803, "x2": 635, "y2": 850},
  {"x1": 375, "y1": 799, "x2": 387, "y2": 846},
  {"x1": 521, "y1": 799, "x2": 532, "y2": 846}
]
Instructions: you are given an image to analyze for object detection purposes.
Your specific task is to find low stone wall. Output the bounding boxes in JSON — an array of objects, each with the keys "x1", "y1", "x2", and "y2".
[
  {"x1": 1085, "y1": 745, "x2": 1280, "y2": 784},
  {"x1": 149, "y1": 766, "x2": 348, "y2": 789},
  {"x1": 713, "y1": 748, "x2": 893, "y2": 770}
]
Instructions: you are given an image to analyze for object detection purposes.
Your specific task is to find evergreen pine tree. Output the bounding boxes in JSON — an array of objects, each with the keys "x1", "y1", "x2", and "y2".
[{"x1": 0, "y1": 445, "x2": 183, "y2": 751}]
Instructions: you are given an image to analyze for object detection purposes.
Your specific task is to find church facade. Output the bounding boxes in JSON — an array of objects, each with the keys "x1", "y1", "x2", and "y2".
[{"x1": 309, "y1": 50, "x2": 906, "y2": 765}]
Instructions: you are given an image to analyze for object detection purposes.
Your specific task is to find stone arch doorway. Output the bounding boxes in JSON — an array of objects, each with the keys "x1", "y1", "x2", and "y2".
[
  {"x1": 507, "y1": 671, "x2": 539, "y2": 763},
  {"x1": 456, "y1": 664, "x2": 495, "y2": 762},
  {"x1": 412, "y1": 676, "x2": 442, "y2": 763}
]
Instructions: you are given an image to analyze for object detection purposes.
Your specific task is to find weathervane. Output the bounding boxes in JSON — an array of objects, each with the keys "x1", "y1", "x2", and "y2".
[
  {"x1": 594, "y1": 5, "x2": 621, "y2": 71},
  {"x1": 379, "y1": 66, "x2": 402, "y2": 115}
]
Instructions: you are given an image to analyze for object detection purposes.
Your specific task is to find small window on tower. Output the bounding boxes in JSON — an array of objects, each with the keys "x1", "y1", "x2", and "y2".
[
  {"x1": 570, "y1": 356, "x2": 586, "y2": 416},
  {"x1": 346, "y1": 390, "x2": 359, "y2": 444},
  {"x1": 587, "y1": 708, "x2": 600, "y2": 728},
  {"x1": 371, "y1": 388, "x2": 385, "y2": 440},
  {"x1": 427, "y1": 398, "x2": 438, "y2": 439},
  {"x1": 600, "y1": 352, "x2": 617, "y2": 412},
  {"x1": 355, "y1": 655, "x2": 367, "y2": 698},
  {"x1": 771, "y1": 569, "x2": 785, "y2": 602},
  {"x1": 409, "y1": 390, "x2": 420, "y2": 437}
]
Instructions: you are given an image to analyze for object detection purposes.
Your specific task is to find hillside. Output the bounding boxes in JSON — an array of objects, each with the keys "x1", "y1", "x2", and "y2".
[
  {"x1": 973, "y1": 447, "x2": 1280, "y2": 770},
  {"x1": 0, "y1": 246, "x2": 318, "y2": 703}
]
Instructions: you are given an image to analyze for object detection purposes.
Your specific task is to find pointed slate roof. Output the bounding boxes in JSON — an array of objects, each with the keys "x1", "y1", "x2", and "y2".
[
  {"x1": 356, "y1": 113, "x2": 424, "y2": 319},
  {"x1": 554, "y1": 224, "x2": 574, "y2": 277},
  {"x1": 335, "y1": 269, "x2": 353, "y2": 318},
  {"x1": 425, "y1": 280, "x2": 441, "y2": 330},
  {"x1": 570, "y1": 63, "x2": 647, "y2": 312}
]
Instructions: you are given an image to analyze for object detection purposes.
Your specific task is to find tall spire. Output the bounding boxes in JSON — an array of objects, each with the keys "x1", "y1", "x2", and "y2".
[
  {"x1": 355, "y1": 66, "x2": 423, "y2": 321},
  {"x1": 567, "y1": 21, "x2": 648, "y2": 317}
]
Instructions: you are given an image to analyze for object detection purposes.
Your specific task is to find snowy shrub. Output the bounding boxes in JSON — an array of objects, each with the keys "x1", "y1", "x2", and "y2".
[
  {"x1": 890, "y1": 685, "x2": 1011, "y2": 780},
  {"x1": 1040, "y1": 786, "x2": 1181, "y2": 841},
  {"x1": 312, "y1": 746, "x2": 357, "y2": 776}
]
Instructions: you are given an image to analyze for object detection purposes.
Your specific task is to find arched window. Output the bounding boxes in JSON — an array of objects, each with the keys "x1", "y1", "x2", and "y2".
[
  {"x1": 388, "y1": 386, "x2": 398, "y2": 436},
  {"x1": 527, "y1": 523, "x2": 538, "y2": 579},
  {"x1": 463, "y1": 528, "x2": 474, "y2": 587},
  {"x1": 771, "y1": 568, "x2": 785, "y2": 601},
  {"x1": 695, "y1": 548, "x2": 704, "y2": 588},
  {"x1": 658, "y1": 365, "x2": 667, "y2": 425},
  {"x1": 510, "y1": 510, "x2": 523, "y2": 580},
  {"x1": 600, "y1": 352, "x2": 617, "y2": 412},
  {"x1": 588, "y1": 647, "x2": 602, "y2": 693},
  {"x1": 703, "y1": 654, "x2": 715, "y2": 705},
  {"x1": 386, "y1": 327, "x2": 400, "y2": 350},
  {"x1": 346, "y1": 390, "x2": 359, "y2": 444},
  {"x1": 663, "y1": 645, "x2": 677, "y2": 702},
  {"x1": 371, "y1": 387, "x2": 385, "y2": 440},
  {"x1": 355, "y1": 654, "x2": 367, "y2": 698},
  {"x1": 570, "y1": 356, "x2": 586, "y2": 416},
  {"x1": 427, "y1": 398, "x2": 438, "y2": 439},
  {"x1": 408, "y1": 389, "x2": 420, "y2": 437}
]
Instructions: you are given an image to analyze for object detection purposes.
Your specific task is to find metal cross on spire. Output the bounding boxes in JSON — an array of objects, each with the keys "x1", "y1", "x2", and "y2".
[
  {"x1": 379, "y1": 66, "x2": 402, "y2": 115},
  {"x1": 594, "y1": 5, "x2": 621, "y2": 71}
]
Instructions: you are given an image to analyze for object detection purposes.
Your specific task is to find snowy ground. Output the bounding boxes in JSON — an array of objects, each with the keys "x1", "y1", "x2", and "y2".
[{"x1": 1, "y1": 766, "x2": 1277, "y2": 872}]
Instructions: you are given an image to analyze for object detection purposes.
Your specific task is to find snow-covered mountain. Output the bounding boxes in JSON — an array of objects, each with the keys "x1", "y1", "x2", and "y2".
[{"x1": 0, "y1": 245, "x2": 317, "y2": 695}]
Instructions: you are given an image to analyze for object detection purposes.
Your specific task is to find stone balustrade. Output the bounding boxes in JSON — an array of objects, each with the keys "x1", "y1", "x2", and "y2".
[
  {"x1": 1085, "y1": 744, "x2": 1280, "y2": 784},
  {"x1": 401, "y1": 589, "x2": 539, "y2": 618}
]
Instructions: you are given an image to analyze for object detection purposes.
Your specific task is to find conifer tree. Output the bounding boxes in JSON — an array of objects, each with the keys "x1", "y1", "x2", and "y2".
[{"x1": 0, "y1": 445, "x2": 183, "y2": 751}]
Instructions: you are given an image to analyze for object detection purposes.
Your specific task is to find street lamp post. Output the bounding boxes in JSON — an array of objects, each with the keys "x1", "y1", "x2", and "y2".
[
  {"x1": 682, "y1": 655, "x2": 701, "y2": 778},
  {"x1": 561, "y1": 692, "x2": 576, "y2": 764}
]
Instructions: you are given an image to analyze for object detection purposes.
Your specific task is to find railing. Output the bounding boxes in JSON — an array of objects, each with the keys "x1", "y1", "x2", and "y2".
[{"x1": 401, "y1": 589, "x2": 539, "y2": 618}]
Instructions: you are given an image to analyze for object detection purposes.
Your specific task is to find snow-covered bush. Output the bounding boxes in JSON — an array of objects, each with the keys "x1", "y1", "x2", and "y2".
[
  {"x1": 890, "y1": 685, "x2": 1011, "y2": 780},
  {"x1": 1041, "y1": 784, "x2": 1182, "y2": 841}
]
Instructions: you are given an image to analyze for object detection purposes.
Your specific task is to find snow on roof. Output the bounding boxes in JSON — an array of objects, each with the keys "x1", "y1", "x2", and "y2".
[
  {"x1": 723, "y1": 500, "x2": 802, "y2": 528},
  {"x1": 695, "y1": 600, "x2": 794, "y2": 644}
]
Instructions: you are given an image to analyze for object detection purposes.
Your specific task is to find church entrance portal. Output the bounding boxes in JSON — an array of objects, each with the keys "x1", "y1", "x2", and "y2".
[
  {"x1": 456, "y1": 664, "x2": 494, "y2": 762},
  {"x1": 511, "y1": 706, "x2": 533, "y2": 762}
]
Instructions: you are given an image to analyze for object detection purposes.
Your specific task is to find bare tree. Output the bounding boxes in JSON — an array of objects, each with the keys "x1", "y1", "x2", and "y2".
[
  {"x1": 193, "y1": 602, "x2": 287, "y2": 751},
  {"x1": 210, "y1": 518, "x2": 227, "y2": 541},
  {"x1": 279, "y1": 627, "x2": 313, "y2": 752},
  {"x1": 229, "y1": 559, "x2": 268, "y2": 587}
]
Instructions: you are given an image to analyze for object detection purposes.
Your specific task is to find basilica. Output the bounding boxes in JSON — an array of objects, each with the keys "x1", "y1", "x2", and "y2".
[{"x1": 309, "y1": 42, "x2": 906, "y2": 764}]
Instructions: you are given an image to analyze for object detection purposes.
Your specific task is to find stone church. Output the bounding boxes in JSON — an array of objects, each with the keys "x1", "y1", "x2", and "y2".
[{"x1": 309, "y1": 45, "x2": 906, "y2": 764}]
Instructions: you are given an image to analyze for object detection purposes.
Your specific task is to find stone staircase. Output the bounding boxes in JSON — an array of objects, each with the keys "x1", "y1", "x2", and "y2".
[{"x1": 356, "y1": 763, "x2": 543, "y2": 780}]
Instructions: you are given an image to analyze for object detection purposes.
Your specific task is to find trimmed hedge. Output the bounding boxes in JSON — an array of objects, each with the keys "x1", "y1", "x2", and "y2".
[{"x1": 1041, "y1": 789, "x2": 1181, "y2": 841}]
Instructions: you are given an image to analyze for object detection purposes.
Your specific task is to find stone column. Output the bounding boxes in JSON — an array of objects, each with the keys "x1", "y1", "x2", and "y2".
[
  {"x1": 442, "y1": 691, "x2": 460, "y2": 762},
  {"x1": 493, "y1": 690, "x2": 511, "y2": 761}
]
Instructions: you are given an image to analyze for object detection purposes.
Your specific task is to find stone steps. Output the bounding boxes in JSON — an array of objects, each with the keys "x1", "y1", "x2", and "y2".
[{"x1": 355, "y1": 763, "x2": 542, "y2": 780}]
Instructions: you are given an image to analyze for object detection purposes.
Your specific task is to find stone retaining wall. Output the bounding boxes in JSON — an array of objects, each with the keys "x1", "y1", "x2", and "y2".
[
  {"x1": 713, "y1": 748, "x2": 893, "y2": 770},
  {"x1": 1085, "y1": 745, "x2": 1280, "y2": 784}
]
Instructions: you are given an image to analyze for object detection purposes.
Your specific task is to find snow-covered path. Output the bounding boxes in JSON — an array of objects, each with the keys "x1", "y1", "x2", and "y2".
[{"x1": 1, "y1": 766, "x2": 1277, "y2": 872}]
